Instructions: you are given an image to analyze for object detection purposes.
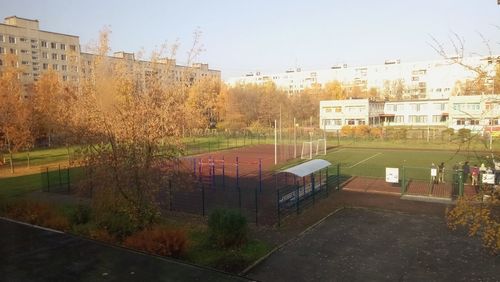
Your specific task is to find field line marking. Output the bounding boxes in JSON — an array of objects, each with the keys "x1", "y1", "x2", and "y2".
[
  {"x1": 329, "y1": 148, "x2": 346, "y2": 154},
  {"x1": 348, "y1": 152, "x2": 382, "y2": 168}
]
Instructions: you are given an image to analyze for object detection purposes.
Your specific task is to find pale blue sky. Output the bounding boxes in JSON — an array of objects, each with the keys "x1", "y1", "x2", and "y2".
[{"x1": 1, "y1": 0, "x2": 500, "y2": 78}]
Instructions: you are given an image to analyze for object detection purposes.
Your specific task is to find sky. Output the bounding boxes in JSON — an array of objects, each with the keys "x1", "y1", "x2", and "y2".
[{"x1": 1, "y1": 0, "x2": 500, "y2": 79}]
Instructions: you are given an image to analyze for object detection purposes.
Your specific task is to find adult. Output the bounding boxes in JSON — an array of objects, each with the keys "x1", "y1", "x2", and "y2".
[{"x1": 438, "y1": 162, "x2": 445, "y2": 183}]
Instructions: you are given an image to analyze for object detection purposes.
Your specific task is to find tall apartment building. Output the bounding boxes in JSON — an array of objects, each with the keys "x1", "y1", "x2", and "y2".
[
  {"x1": 0, "y1": 16, "x2": 221, "y2": 95},
  {"x1": 228, "y1": 57, "x2": 499, "y2": 99},
  {"x1": 0, "y1": 16, "x2": 80, "y2": 94}
]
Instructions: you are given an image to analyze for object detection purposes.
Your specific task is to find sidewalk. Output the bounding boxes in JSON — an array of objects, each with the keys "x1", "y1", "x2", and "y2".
[{"x1": 0, "y1": 218, "x2": 252, "y2": 282}]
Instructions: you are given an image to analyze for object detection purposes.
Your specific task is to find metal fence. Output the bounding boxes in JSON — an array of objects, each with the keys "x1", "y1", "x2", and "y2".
[{"x1": 40, "y1": 165, "x2": 71, "y2": 193}]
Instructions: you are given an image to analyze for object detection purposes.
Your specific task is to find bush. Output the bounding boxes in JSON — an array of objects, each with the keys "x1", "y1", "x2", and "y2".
[
  {"x1": 208, "y1": 209, "x2": 247, "y2": 248},
  {"x1": 124, "y1": 226, "x2": 189, "y2": 258},
  {"x1": 5, "y1": 201, "x2": 70, "y2": 231},
  {"x1": 95, "y1": 210, "x2": 141, "y2": 240},
  {"x1": 70, "y1": 204, "x2": 92, "y2": 225}
]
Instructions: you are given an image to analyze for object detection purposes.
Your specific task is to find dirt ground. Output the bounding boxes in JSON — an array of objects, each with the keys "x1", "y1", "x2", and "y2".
[{"x1": 248, "y1": 208, "x2": 500, "y2": 282}]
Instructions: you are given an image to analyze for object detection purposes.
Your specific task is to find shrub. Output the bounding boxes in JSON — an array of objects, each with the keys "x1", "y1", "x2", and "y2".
[
  {"x1": 95, "y1": 210, "x2": 141, "y2": 240},
  {"x1": 70, "y1": 204, "x2": 92, "y2": 225},
  {"x1": 123, "y1": 226, "x2": 189, "y2": 258},
  {"x1": 340, "y1": 125, "x2": 353, "y2": 137},
  {"x1": 208, "y1": 209, "x2": 247, "y2": 248},
  {"x1": 5, "y1": 201, "x2": 70, "y2": 231},
  {"x1": 354, "y1": 125, "x2": 370, "y2": 138},
  {"x1": 370, "y1": 127, "x2": 382, "y2": 139},
  {"x1": 89, "y1": 228, "x2": 117, "y2": 244}
]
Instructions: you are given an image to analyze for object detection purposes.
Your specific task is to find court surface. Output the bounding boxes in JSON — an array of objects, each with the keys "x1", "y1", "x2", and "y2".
[{"x1": 248, "y1": 208, "x2": 499, "y2": 281}]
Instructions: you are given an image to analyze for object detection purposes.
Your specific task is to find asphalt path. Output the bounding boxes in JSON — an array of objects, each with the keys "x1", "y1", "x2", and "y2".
[{"x1": 0, "y1": 218, "x2": 251, "y2": 282}]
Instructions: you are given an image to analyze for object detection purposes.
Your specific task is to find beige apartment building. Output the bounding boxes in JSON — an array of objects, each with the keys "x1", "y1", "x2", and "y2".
[
  {"x1": 0, "y1": 16, "x2": 220, "y2": 95},
  {"x1": 0, "y1": 16, "x2": 80, "y2": 94}
]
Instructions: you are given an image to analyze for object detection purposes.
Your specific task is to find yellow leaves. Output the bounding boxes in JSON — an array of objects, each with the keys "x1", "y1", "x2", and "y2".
[{"x1": 446, "y1": 193, "x2": 500, "y2": 254}]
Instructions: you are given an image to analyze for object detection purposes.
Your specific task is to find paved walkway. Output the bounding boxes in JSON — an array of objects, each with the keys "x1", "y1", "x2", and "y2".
[
  {"x1": 249, "y1": 208, "x2": 499, "y2": 282},
  {"x1": 0, "y1": 218, "x2": 251, "y2": 282}
]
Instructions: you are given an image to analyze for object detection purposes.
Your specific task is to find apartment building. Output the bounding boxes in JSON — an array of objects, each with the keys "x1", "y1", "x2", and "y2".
[
  {"x1": 0, "y1": 16, "x2": 221, "y2": 95},
  {"x1": 228, "y1": 57, "x2": 498, "y2": 99},
  {"x1": 320, "y1": 95, "x2": 500, "y2": 132},
  {"x1": 0, "y1": 16, "x2": 80, "y2": 93}
]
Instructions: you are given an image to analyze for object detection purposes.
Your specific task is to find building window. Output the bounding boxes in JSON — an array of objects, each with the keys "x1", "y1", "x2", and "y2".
[
  {"x1": 434, "y1": 103, "x2": 445, "y2": 111},
  {"x1": 69, "y1": 45, "x2": 76, "y2": 51},
  {"x1": 43, "y1": 63, "x2": 48, "y2": 70},
  {"x1": 42, "y1": 52, "x2": 48, "y2": 59},
  {"x1": 21, "y1": 61, "x2": 29, "y2": 65},
  {"x1": 62, "y1": 65, "x2": 67, "y2": 71},
  {"x1": 52, "y1": 53, "x2": 58, "y2": 60},
  {"x1": 60, "y1": 54, "x2": 66, "y2": 61},
  {"x1": 469, "y1": 119, "x2": 480, "y2": 125},
  {"x1": 52, "y1": 64, "x2": 58, "y2": 70},
  {"x1": 21, "y1": 49, "x2": 28, "y2": 54},
  {"x1": 32, "y1": 56, "x2": 38, "y2": 60},
  {"x1": 0, "y1": 34, "x2": 3, "y2": 42},
  {"x1": 488, "y1": 119, "x2": 499, "y2": 126},
  {"x1": 50, "y1": 42, "x2": 56, "y2": 49},
  {"x1": 347, "y1": 119, "x2": 355, "y2": 125},
  {"x1": 394, "y1": 116, "x2": 404, "y2": 123},
  {"x1": 0, "y1": 47, "x2": 4, "y2": 54},
  {"x1": 20, "y1": 37, "x2": 27, "y2": 42},
  {"x1": 60, "y1": 43, "x2": 66, "y2": 50},
  {"x1": 9, "y1": 48, "x2": 16, "y2": 54},
  {"x1": 62, "y1": 75, "x2": 67, "y2": 81},
  {"x1": 0, "y1": 59, "x2": 2, "y2": 66},
  {"x1": 9, "y1": 36, "x2": 15, "y2": 43},
  {"x1": 31, "y1": 39, "x2": 36, "y2": 43},
  {"x1": 409, "y1": 115, "x2": 427, "y2": 123},
  {"x1": 41, "y1": 41, "x2": 47, "y2": 47},
  {"x1": 456, "y1": 119, "x2": 465, "y2": 125}
]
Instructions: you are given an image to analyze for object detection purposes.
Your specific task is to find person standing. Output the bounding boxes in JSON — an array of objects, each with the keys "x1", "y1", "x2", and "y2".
[
  {"x1": 431, "y1": 163, "x2": 437, "y2": 184},
  {"x1": 471, "y1": 164, "x2": 479, "y2": 187},
  {"x1": 438, "y1": 162, "x2": 445, "y2": 183}
]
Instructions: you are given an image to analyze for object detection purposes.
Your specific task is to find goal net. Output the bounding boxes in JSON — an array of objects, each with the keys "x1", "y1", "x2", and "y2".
[
  {"x1": 316, "y1": 138, "x2": 326, "y2": 156},
  {"x1": 301, "y1": 139, "x2": 326, "y2": 159}
]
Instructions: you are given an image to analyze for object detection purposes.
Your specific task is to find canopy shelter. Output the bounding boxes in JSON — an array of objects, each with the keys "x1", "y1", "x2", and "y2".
[{"x1": 280, "y1": 159, "x2": 332, "y2": 177}]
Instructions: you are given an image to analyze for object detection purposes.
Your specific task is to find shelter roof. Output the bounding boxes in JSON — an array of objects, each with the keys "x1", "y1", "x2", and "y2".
[{"x1": 280, "y1": 159, "x2": 331, "y2": 177}]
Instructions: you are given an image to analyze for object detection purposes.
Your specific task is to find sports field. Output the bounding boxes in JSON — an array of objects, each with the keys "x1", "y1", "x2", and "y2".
[{"x1": 321, "y1": 147, "x2": 490, "y2": 180}]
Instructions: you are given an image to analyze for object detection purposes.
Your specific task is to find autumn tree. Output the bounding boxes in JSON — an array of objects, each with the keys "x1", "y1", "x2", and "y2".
[
  {"x1": 0, "y1": 54, "x2": 35, "y2": 173},
  {"x1": 69, "y1": 28, "x2": 200, "y2": 237}
]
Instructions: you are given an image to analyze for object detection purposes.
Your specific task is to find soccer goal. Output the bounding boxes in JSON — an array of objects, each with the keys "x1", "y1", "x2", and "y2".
[{"x1": 301, "y1": 139, "x2": 326, "y2": 159}]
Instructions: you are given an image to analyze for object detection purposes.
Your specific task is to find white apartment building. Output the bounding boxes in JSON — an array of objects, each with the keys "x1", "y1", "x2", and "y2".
[
  {"x1": 228, "y1": 57, "x2": 498, "y2": 100},
  {"x1": 0, "y1": 16, "x2": 221, "y2": 95},
  {"x1": 320, "y1": 95, "x2": 500, "y2": 133}
]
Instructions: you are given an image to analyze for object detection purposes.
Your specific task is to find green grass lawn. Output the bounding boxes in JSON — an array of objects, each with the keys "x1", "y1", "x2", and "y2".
[
  {"x1": 0, "y1": 167, "x2": 84, "y2": 202},
  {"x1": 320, "y1": 147, "x2": 489, "y2": 181}
]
